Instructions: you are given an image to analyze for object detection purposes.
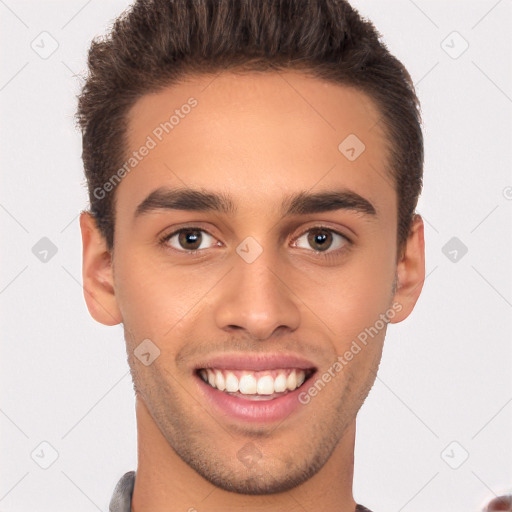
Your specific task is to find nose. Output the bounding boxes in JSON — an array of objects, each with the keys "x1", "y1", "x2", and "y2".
[{"x1": 212, "y1": 246, "x2": 301, "y2": 341}]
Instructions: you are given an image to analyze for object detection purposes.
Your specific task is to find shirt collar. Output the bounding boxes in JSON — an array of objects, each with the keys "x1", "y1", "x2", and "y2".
[{"x1": 109, "y1": 471, "x2": 135, "y2": 512}]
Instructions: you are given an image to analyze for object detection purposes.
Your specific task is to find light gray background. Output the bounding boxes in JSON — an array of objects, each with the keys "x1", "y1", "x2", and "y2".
[{"x1": 1, "y1": 1, "x2": 511, "y2": 511}]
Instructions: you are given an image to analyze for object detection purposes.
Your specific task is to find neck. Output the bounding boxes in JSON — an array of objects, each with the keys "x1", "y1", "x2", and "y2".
[{"x1": 131, "y1": 396, "x2": 357, "y2": 512}]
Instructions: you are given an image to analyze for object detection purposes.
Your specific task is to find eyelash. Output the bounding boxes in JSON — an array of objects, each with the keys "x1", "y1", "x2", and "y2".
[{"x1": 158, "y1": 225, "x2": 352, "y2": 261}]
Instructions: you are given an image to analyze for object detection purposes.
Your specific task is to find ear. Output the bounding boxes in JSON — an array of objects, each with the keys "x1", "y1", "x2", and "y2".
[
  {"x1": 79, "y1": 211, "x2": 122, "y2": 326},
  {"x1": 389, "y1": 213, "x2": 425, "y2": 324}
]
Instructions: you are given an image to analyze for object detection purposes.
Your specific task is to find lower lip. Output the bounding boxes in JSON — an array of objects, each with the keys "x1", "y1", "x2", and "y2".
[{"x1": 195, "y1": 371, "x2": 315, "y2": 423}]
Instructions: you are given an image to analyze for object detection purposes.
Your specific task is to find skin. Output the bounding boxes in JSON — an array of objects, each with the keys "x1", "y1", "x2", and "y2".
[{"x1": 80, "y1": 70, "x2": 425, "y2": 512}]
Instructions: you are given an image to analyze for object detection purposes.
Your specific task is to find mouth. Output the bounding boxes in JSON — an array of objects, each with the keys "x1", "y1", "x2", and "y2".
[{"x1": 193, "y1": 365, "x2": 317, "y2": 423}]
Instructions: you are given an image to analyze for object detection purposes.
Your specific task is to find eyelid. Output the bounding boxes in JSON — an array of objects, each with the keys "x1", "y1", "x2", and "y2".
[{"x1": 292, "y1": 223, "x2": 352, "y2": 244}]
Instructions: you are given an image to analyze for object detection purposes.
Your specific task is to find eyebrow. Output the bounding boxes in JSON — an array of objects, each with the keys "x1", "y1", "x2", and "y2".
[{"x1": 133, "y1": 186, "x2": 377, "y2": 221}]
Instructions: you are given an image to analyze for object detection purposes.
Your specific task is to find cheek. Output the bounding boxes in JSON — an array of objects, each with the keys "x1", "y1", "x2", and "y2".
[
  {"x1": 113, "y1": 247, "x2": 214, "y2": 338},
  {"x1": 113, "y1": 249, "x2": 175, "y2": 332},
  {"x1": 320, "y1": 248, "x2": 396, "y2": 344}
]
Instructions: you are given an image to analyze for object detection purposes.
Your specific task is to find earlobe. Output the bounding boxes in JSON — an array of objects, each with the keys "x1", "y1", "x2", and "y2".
[
  {"x1": 79, "y1": 211, "x2": 123, "y2": 326},
  {"x1": 389, "y1": 214, "x2": 426, "y2": 324}
]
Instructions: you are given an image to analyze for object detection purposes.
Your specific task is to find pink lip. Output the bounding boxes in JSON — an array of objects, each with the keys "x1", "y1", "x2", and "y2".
[
  {"x1": 195, "y1": 370, "x2": 316, "y2": 423},
  {"x1": 193, "y1": 353, "x2": 317, "y2": 372}
]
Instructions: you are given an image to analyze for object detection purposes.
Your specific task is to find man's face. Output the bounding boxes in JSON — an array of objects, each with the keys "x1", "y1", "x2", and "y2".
[{"x1": 83, "y1": 71, "x2": 422, "y2": 494}]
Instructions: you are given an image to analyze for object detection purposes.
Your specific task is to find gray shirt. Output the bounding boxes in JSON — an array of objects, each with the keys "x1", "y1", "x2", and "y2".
[{"x1": 109, "y1": 471, "x2": 375, "y2": 512}]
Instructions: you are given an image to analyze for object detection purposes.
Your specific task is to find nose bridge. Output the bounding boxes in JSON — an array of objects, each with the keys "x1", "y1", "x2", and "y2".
[
  {"x1": 237, "y1": 242, "x2": 282, "y2": 297},
  {"x1": 213, "y1": 236, "x2": 300, "y2": 339}
]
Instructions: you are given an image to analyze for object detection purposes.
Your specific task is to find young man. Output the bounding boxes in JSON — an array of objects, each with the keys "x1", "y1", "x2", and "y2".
[{"x1": 76, "y1": 1, "x2": 425, "y2": 510}]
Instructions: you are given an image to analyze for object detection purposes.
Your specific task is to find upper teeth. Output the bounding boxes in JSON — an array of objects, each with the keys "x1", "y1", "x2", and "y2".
[{"x1": 199, "y1": 368, "x2": 307, "y2": 395}]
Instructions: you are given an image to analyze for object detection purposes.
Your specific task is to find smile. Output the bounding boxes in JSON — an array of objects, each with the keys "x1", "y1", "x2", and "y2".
[
  {"x1": 195, "y1": 367, "x2": 317, "y2": 423},
  {"x1": 198, "y1": 368, "x2": 314, "y2": 398}
]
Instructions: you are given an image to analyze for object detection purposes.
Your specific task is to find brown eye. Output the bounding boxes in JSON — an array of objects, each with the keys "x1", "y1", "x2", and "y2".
[
  {"x1": 161, "y1": 228, "x2": 218, "y2": 252},
  {"x1": 307, "y1": 229, "x2": 333, "y2": 251},
  {"x1": 177, "y1": 229, "x2": 202, "y2": 250},
  {"x1": 293, "y1": 227, "x2": 349, "y2": 254}
]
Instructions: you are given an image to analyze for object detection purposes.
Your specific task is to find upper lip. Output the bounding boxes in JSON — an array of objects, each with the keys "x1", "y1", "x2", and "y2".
[{"x1": 194, "y1": 353, "x2": 317, "y2": 372}]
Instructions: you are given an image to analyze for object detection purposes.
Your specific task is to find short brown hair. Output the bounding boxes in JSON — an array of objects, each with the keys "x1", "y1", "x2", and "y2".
[{"x1": 76, "y1": 0, "x2": 423, "y2": 255}]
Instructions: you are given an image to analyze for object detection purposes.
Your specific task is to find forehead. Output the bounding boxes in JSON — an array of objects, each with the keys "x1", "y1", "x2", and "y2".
[{"x1": 117, "y1": 70, "x2": 394, "y2": 221}]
